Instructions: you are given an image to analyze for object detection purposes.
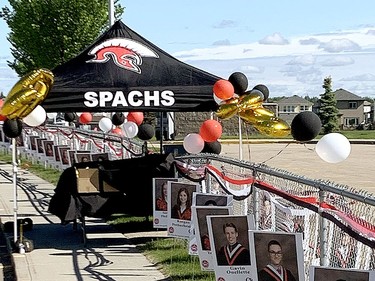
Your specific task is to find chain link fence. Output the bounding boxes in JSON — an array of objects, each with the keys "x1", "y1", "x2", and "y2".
[{"x1": 176, "y1": 154, "x2": 375, "y2": 279}]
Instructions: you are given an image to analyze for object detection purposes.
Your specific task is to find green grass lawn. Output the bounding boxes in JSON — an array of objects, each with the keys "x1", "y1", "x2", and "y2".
[{"x1": 339, "y1": 130, "x2": 375, "y2": 139}]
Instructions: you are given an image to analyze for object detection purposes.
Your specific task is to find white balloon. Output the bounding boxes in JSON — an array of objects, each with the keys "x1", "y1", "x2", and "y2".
[
  {"x1": 46, "y1": 112, "x2": 57, "y2": 119},
  {"x1": 315, "y1": 133, "x2": 351, "y2": 163},
  {"x1": 122, "y1": 121, "x2": 138, "y2": 138},
  {"x1": 183, "y1": 133, "x2": 204, "y2": 154},
  {"x1": 98, "y1": 117, "x2": 113, "y2": 132},
  {"x1": 23, "y1": 105, "x2": 46, "y2": 127},
  {"x1": 213, "y1": 93, "x2": 224, "y2": 105}
]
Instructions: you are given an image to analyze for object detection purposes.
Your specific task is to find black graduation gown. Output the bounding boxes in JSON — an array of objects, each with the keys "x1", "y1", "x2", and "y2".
[
  {"x1": 217, "y1": 242, "x2": 250, "y2": 266},
  {"x1": 258, "y1": 265, "x2": 297, "y2": 281}
]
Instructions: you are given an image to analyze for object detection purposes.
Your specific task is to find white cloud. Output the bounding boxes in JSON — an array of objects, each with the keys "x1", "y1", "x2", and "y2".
[
  {"x1": 349, "y1": 83, "x2": 375, "y2": 98},
  {"x1": 320, "y1": 56, "x2": 354, "y2": 66},
  {"x1": 287, "y1": 55, "x2": 315, "y2": 66},
  {"x1": 318, "y1": 38, "x2": 361, "y2": 53},
  {"x1": 212, "y1": 39, "x2": 231, "y2": 46},
  {"x1": 259, "y1": 33, "x2": 289, "y2": 45},
  {"x1": 237, "y1": 65, "x2": 264, "y2": 73},
  {"x1": 299, "y1": 38, "x2": 320, "y2": 45},
  {"x1": 280, "y1": 65, "x2": 303, "y2": 74},
  {"x1": 340, "y1": 73, "x2": 375, "y2": 81},
  {"x1": 295, "y1": 67, "x2": 323, "y2": 84},
  {"x1": 213, "y1": 20, "x2": 237, "y2": 29}
]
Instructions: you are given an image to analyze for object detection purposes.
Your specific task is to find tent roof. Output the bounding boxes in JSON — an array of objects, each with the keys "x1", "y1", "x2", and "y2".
[{"x1": 41, "y1": 20, "x2": 221, "y2": 113}]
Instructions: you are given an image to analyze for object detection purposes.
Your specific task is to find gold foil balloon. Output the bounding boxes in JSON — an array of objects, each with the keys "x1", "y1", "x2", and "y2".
[
  {"x1": 216, "y1": 87, "x2": 291, "y2": 137},
  {"x1": 239, "y1": 107, "x2": 276, "y2": 123},
  {"x1": 0, "y1": 68, "x2": 54, "y2": 120},
  {"x1": 216, "y1": 90, "x2": 264, "y2": 120},
  {"x1": 237, "y1": 90, "x2": 263, "y2": 111},
  {"x1": 216, "y1": 99, "x2": 239, "y2": 119},
  {"x1": 253, "y1": 118, "x2": 291, "y2": 137},
  {"x1": 252, "y1": 107, "x2": 275, "y2": 117}
]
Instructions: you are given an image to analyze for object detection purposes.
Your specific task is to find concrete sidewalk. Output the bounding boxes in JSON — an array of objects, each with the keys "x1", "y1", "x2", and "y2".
[{"x1": 0, "y1": 162, "x2": 170, "y2": 281}]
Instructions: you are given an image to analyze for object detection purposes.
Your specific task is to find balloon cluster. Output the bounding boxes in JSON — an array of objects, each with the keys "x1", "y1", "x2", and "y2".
[
  {"x1": 290, "y1": 112, "x2": 351, "y2": 163},
  {"x1": 69, "y1": 111, "x2": 155, "y2": 141},
  {"x1": 0, "y1": 68, "x2": 54, "y2": 138},
  {"x1": 214, "y1": 72, "x2": 290, "y2": 138},
  {"x1": 183, "y1": 119, "x2": 222, "y2": 154}
]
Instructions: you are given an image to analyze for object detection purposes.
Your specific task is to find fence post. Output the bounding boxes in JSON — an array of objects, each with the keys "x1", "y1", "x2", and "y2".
[
  {"x1": 253, "y1": 187, "x2": 260, "y2": 230},
  {"x1": 319, "y1": 189, "x2": 329, "y2": 266},
  {"x1": 206, "y1": 173, "x2": 211, "y2": 194}
]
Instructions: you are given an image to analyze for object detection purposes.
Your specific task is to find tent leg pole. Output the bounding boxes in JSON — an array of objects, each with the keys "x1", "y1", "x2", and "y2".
[
  {"x1": 160, "y1": 113, "x2": 163, "y2": 154},
  {"x1": 12, "y1": 138, "x2": 18, "y2": 245},
  {"x1": 238, "y1": 116, "x2": 243, "y2": 160}
]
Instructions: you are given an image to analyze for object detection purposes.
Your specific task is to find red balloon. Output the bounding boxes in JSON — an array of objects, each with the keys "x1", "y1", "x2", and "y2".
[
  {"x1": 199, "y1": 119, "x2": 223, "y2": 142},
  {"x1": 112, "y1": 127, "x2": 123, "y2": 135},
  {"x1": 127, "y1": 112, "x2": 144, "y2": 125},
  {"x1": 213, "y1": 79, "x2": 234, "y2": 100},
  {"x1": 79, "y1": 112, "x2": 92, "y2": 124},
  {"x1": 0, "y1": 100, "x2": 5, "y2": 121}
]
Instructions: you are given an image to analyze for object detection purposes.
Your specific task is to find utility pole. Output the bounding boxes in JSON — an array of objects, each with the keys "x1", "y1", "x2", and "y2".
[{"x1": 108, "y1": 0, "x2": 115, "y2": 26}]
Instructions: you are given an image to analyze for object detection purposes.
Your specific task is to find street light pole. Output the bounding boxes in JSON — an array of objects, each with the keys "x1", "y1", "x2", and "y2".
[{"x1": 108, "y1": 0, "x2": 115, "y2": 26}]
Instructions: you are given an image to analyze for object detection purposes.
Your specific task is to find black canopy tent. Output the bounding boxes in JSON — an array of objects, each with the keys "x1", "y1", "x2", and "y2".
[
  {"x1": 41, "y1": 20, "x2": 221, "y2": 113},
  {"x1": 44, "y1": 21, "x2": 224, "y2": 225}
]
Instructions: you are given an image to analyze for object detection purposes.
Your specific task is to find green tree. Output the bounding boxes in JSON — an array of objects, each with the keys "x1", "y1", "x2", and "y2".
[
  {"x1": 268, "y1": 96, "x2": 285, "y2": 102},
  {"x1": 318, "y1": 76, "x2": 339, "y2": 134},
  {"x1": 0, "y1": 0, "x2": 124, "y2": 76},
  {"x1": 303, "y1": 95, "x2": 318, "y2": 104}
]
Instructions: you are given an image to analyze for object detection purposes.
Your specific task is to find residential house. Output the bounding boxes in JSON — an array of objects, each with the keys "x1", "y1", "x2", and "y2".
[
  {"x1": 328, "y1": 89, "x2": 367, "y2": 129},
  {"x1": 277, "y1": 95, "x2": 313, "y2": 124},
  {"x1": 312, "y1": 88, "x2": 370, "y2": 129}
]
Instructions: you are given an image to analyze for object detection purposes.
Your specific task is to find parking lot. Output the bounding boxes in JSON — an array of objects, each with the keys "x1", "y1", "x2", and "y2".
[{"x1": 219, "y1": 141, "x2": 375, "y2": 196}]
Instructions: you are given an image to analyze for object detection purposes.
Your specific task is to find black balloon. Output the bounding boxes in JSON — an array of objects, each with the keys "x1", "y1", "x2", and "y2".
[
  {"x1": 253, "y1": 84, "x2": 269, "y2": 101},
  {"x1": 249, "y1": 89, "x2": 264, "y2": 101},
  {"x1": 3, "y1": 119, "x2": 23, "y2": 138},
  {"x1": 291, "y1": 111, "x2": 322, "y2": 142},
  {"x1": 202, "y1": 141, "x2": 221, "y2": 154},
  {"x1": 112, "y1": 112, "x2": 125, "y2": 126},
  {"x1": 228, "y1": 72, "x2": 248, "y2": 95},
  {"x1": 137, "y1": 124, "x2": 155, "y2": 140},
  {"x1": 64, "y1": 112, "x2": 76, "y2": 122}
]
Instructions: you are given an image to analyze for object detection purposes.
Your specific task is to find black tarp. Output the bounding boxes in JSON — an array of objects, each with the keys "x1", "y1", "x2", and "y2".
[
  {"x1": 48, "y1": 153, "x2": 175, "y2": 223},
  {"x1": 41, "y1": 20, "x2": 221, "y2": 113}
]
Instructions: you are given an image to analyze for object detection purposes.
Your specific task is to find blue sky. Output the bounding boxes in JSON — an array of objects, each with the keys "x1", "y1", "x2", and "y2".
[{"x1": 2, "y1": 0, "x2": 375, "y2": 98}]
